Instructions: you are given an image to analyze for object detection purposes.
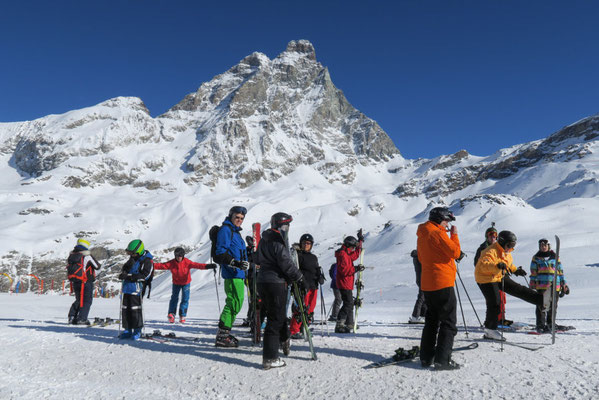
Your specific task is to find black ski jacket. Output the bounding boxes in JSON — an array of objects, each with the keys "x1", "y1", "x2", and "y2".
[
  {"x1": 297, "y1": 249, "x2": 321, "y2": 290},
  {"x1": 256, "y1": 229, "x2": 302, "y2": 285}
]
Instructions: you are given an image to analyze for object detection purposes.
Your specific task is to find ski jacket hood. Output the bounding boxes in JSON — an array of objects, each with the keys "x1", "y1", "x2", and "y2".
[
  {"x1": 475, "y1": 241, "x2": 516, "y2": 284},
  {"x1": 416, "y1": 221, "x2": 461, "y2": 291},
  {"x1": 154, "y1": 257, "x2": 208, "y2": 285}
]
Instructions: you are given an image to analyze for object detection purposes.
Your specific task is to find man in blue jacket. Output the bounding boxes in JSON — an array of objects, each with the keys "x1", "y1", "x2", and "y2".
[{"x1": 214, "y1": 206, "x2": 249, "y2": 347}]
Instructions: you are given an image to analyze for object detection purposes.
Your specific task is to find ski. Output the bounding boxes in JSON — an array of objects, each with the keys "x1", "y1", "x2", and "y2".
[
  {"x1": 141, "y1": 333, "x2": 169, "y2": 343},
  {"x1": 551, "y1": 235, "x2": 560, "y2": 344},
  {"x1": 150, "y1": 330, "x2": 200, "y2": 342},
  {"x1": 364, "y1": 343, "x2": 478, "y2": 369},
  {"x1": 353, "y1": 230, "x2": 365, "y2": 334},
  {"x1": 251, "y1": 222, "x2": 261, "y2": 345},
  {"x1": 482, "y1": 336, "x2": 543, "y2": 351},
  {"x1": 291, "y1": 247, "x2": 317, "y2": 361},
  {"x1": 88, "y1": 317, "x2": 120, "y2": 327}
]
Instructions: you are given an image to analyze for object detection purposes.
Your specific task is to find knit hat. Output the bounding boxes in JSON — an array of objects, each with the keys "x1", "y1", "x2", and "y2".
[{"x1": 75, "y1": 238, "x2": 90, "y2": 251}]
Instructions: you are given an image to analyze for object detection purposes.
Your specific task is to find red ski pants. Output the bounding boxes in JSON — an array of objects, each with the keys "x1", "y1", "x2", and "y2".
[{"x1": 290, "y1": 289, "x2": 318, "y2": 335}]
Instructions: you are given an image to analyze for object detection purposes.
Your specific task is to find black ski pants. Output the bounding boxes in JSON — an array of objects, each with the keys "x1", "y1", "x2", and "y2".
[
  {"x1": 122, "y1": 293, "x2": 143, "y2": 331},
  {"x1": 420, "y1": 286, "x2": 457, "y2": 365},
  {"x1": 330, "y1": 288, "x2": 342, "y2": 319},
  {"x1": 68, "y1": 280, "x2": 94, "y2": 322},
  {"x1": 258, "y1": 282, "x2": 290, "y2": 361},
  {"x1": 478, "y1": 275, "x2": 543, "y2": 330},
  {"x1": 411, "y1": 288, "x2": 427, "y2": 318},
  {"x1": 336, "y1": 288, "x2": 354, "y2": 327}
]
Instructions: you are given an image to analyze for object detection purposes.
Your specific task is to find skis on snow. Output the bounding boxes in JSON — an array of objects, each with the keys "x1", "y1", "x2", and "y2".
[{"x1": 364, "y1": 343, "x2": 478, "y2": 369}]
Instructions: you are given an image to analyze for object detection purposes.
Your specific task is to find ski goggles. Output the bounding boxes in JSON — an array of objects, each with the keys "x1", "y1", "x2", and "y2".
[{"x1": 230, "y1": 206, "x2": 247, "y2": 215}]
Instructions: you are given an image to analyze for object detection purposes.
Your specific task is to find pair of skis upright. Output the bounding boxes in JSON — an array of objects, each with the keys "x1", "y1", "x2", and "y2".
[{"x1": 250, "y1": 222, "x2": 261, "y2": 345}]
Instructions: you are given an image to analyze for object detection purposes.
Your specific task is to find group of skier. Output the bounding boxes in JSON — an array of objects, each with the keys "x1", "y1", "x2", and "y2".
[
  {"x1": 66, "y1": 204, "x2": 569, "y2": 370},
  {"x1": 412, "y1": 206, "x2": 570, "y2": 370}
]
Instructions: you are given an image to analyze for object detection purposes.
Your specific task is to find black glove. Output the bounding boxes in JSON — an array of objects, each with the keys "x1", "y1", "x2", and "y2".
[
  {"x1": 496, "y1": 262, "x2": 507, "y2": 271},
  {"x1": 231, "y1": 260, "x2": 250, "y2": 270},
  {"x1": 355, "y1": 264, "x2": 365, "y2": 272},
  {"x1": 295, "y1": 277, "x2": 307, "y2": 291},
  {"x1": 118, "y1": 272, "x2": 128, "y2": 280},
  {"x1": 560, "y1": 284, "x2": 570, "y2": 297},
  {"x1": 456, "y1": 251, "x2": 466, "y2": 262},
  {"x1": 318, "y1": 272, "x2": 326, "y2": 285},
  {"x1": 205, "y1": 263, "x2": 218, "y2": 270},
  {"x1": 357, "y1": 229, "x2": 364, "y2": 242},
  {"x1": 514, "y1": 267, "x2": 527, "y2": 277}
]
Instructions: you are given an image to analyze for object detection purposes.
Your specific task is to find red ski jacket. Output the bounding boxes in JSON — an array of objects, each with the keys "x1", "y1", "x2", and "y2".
[
  {"x1": 153, "y1": 257, "x2": 208, "y2": 285},
  {"x1": 335, "y1": 244, "x2": 362, "y2": 290}
]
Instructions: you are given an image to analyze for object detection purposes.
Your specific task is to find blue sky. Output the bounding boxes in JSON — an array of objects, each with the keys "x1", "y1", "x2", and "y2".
[{"x1": 1, "y1": 1, "x2": 598, "y2": 158}]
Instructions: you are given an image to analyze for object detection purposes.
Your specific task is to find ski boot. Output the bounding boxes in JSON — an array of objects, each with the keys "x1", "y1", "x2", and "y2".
[
  {"x1": 281, "y1": 338, "x2": 291, "y2": 356},
  {"x1": 119, "y1": 329, "x2": 132, "y2": 339},
  {"x1": 335, "y1": 322, "x2": 351, "y2": 334},
  {"x1": 168, "y1": 313, "x2": 175, "y2": 323},
  {"x1": 290, "y1": 332, "x2": 304, "y2": 340},
  {"x1": 132, "y1": 328, "x2": 142, "y2": 341},
  {"x1": 180, "y1": 316, "x2": 186, "y2": 324},
  {"x1": 263, "y1": 358, "x2": 286, "y2": 370},
  {"x1": 215, "y1": 328, "x2": 239, "y2": 348},
  {"x1": 483, "y1": 328, "x2": 505, "y2": 341},
  {"x1": 434, "y1": 358, "x2": 460, "y2": 371}
]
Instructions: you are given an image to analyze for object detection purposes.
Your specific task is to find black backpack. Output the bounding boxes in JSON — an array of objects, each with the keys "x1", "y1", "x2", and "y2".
[{"x1": 209, "y1": 225, "x2": 234, "y2": 261}]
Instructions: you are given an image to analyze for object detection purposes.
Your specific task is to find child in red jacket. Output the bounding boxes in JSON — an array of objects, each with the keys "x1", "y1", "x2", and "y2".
[{"x1": 154, "y1": 247, "x2": 217, "y2": 323}]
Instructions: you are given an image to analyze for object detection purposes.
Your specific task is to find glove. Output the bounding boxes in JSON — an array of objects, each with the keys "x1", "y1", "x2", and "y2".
[
  {"x1": 357, "y1": 229, "x2": 364, "y2": 242},
  {"x1": 355, "y1": 264, "x2": 365, "y2": 272},
  {"x1": 231, "y1": 260, "x2": 250, "y2": 270},
  {"x1": 205, "y1": 263, "x2": 218, "y2": 270},
  {"x1": 514, "y1": 267, "x2": 527, "y2": 277},
  {"x1": 295, "y1": 277, "x2": 307, "y2": 291},
  {"x1": 118, "y1": 272, "x2": 128, "y2": 280},
  {"x1": 496, "y1": 262, "x2": 508, "y2": 271},
  {"x1": 318, "y1": 272, "x2": 326, "y2": 285},
  {"x1": 456, "y1": 251, "x2": 466, "y2": 262},
  {"x1": 561, "y1": 284, "x2": 570, "y2": 296}
]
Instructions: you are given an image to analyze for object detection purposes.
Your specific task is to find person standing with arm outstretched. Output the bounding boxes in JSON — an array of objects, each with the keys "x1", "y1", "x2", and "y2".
[{"x1": 153, "y1": 247, "x2": 217, "y2": 324}]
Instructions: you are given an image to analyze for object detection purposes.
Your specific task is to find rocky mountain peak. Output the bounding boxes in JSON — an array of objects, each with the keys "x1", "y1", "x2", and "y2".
[{"x1": 283, "y1": 39, "x2": 317, "y2": 60}]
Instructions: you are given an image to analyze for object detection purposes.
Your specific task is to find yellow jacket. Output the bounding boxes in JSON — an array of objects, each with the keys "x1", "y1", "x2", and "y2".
[{"x1": 475, "y1": 241, "x2": 517, "y2": 284}]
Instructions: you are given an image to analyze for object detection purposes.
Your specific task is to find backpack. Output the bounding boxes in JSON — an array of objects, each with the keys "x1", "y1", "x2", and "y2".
[
  {"x1": 209, "y1": 224, "x2": 234, "y2": 261},
  {"x1": 67, "y1": 253, "x2": 89, "y2": 283}
]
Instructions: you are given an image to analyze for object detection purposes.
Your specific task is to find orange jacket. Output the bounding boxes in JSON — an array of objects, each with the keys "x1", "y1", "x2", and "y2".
[
  {"x1": 474, "y1": 241, "x2": 516, "y2": 284},
  {"x1": 416, "y1": 221, "x2": 461, "y2": 291}
]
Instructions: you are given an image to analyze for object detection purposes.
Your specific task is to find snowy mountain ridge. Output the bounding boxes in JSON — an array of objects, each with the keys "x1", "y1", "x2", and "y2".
[{"x1": 0, "y1": 40, "x2": 598, "y2": 297}]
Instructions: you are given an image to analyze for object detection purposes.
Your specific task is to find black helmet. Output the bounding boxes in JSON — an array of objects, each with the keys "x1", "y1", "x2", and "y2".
[
  {"x1": 270, "y1": 212, "x2": 293, "y2": 230},
  {"x1": 429, "y1": 207, "x2": 456, "y2": 224},
  {"x1": 538, "y1": 238, "x2": 550, "y2": 249},
  {"x1": 300, "y1": 233, "x2": 314, "y2": 245},
  {"x1": 245, "y1": 235, "x2": 254, "y2": 247},
  {"x1": 228, "y1": 206, "x2": 247, "y2": 219},
  {"x1": 343, "y1": 236, "x2": 358, "y2": 248},
  {"x1": 174, "y1": 247, "x2": 185, "y2": 258},
  {"x1": 497, "y1": 231, "x2": 517, "y2": 250}
]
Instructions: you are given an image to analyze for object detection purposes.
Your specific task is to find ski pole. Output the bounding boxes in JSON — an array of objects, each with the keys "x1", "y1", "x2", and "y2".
[
  {"x1": 118, "y1": 282, "x2": 123, "y2": 338},
  {"x1": 500, "y1": 273, "x2": 505, "y2": 352},
  {"x1": 213, "y1": 269, "x2": 221, "y2": 313},
  {"x1": 454, "y1": 282, "x2": 469, "y2": 337},
  {"x1": 456, "y1": 267, "x2": 484, "y2": 328},
  {"x1": 319, "y1": 283, "x2": 328, "y2": 337}
]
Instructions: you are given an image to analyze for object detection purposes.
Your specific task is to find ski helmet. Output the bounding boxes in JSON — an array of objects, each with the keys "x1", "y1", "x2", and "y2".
[
  {"x1": 485, "y1": 226, "x2": 498, "y2": 238},
  {"x1": 126, "y1": 239, "x2": 144, "y2": 255},
  {"x1": 538, "y1": 238, "x2": 550, "y2": 249},
  {"x1": 228, "y1": 206, "x2": 247, "y2": 219},
  {"x1": 497, "y1": 231, "x2": 517, "y2": 250},
  {"x1": 429, "y1": 207, "x2": 456, "y2": 224},
  {"x1": 300, "y1": 233, "x2": 314, "y2": 245},
  {"x1": 343, "y1": 236, "x2": 358, "y2": 248},
  {"x1": 174, "y1": 247, "x2": 185, "y2": 258},
  {"x1": 75, "y1": 238, "x2": 90, "y2": 251},
  {"x1": 270, "y1": 212, "x2": 293, "y2": 230},
  {"x1": 245, "y1": 235, "x2": 254, "y2": 247}
]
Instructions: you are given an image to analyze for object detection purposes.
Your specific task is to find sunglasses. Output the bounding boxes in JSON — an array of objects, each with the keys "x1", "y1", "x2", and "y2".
[{"x1": 233, "y1": 215, "x2": 245, "y2": 220}]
